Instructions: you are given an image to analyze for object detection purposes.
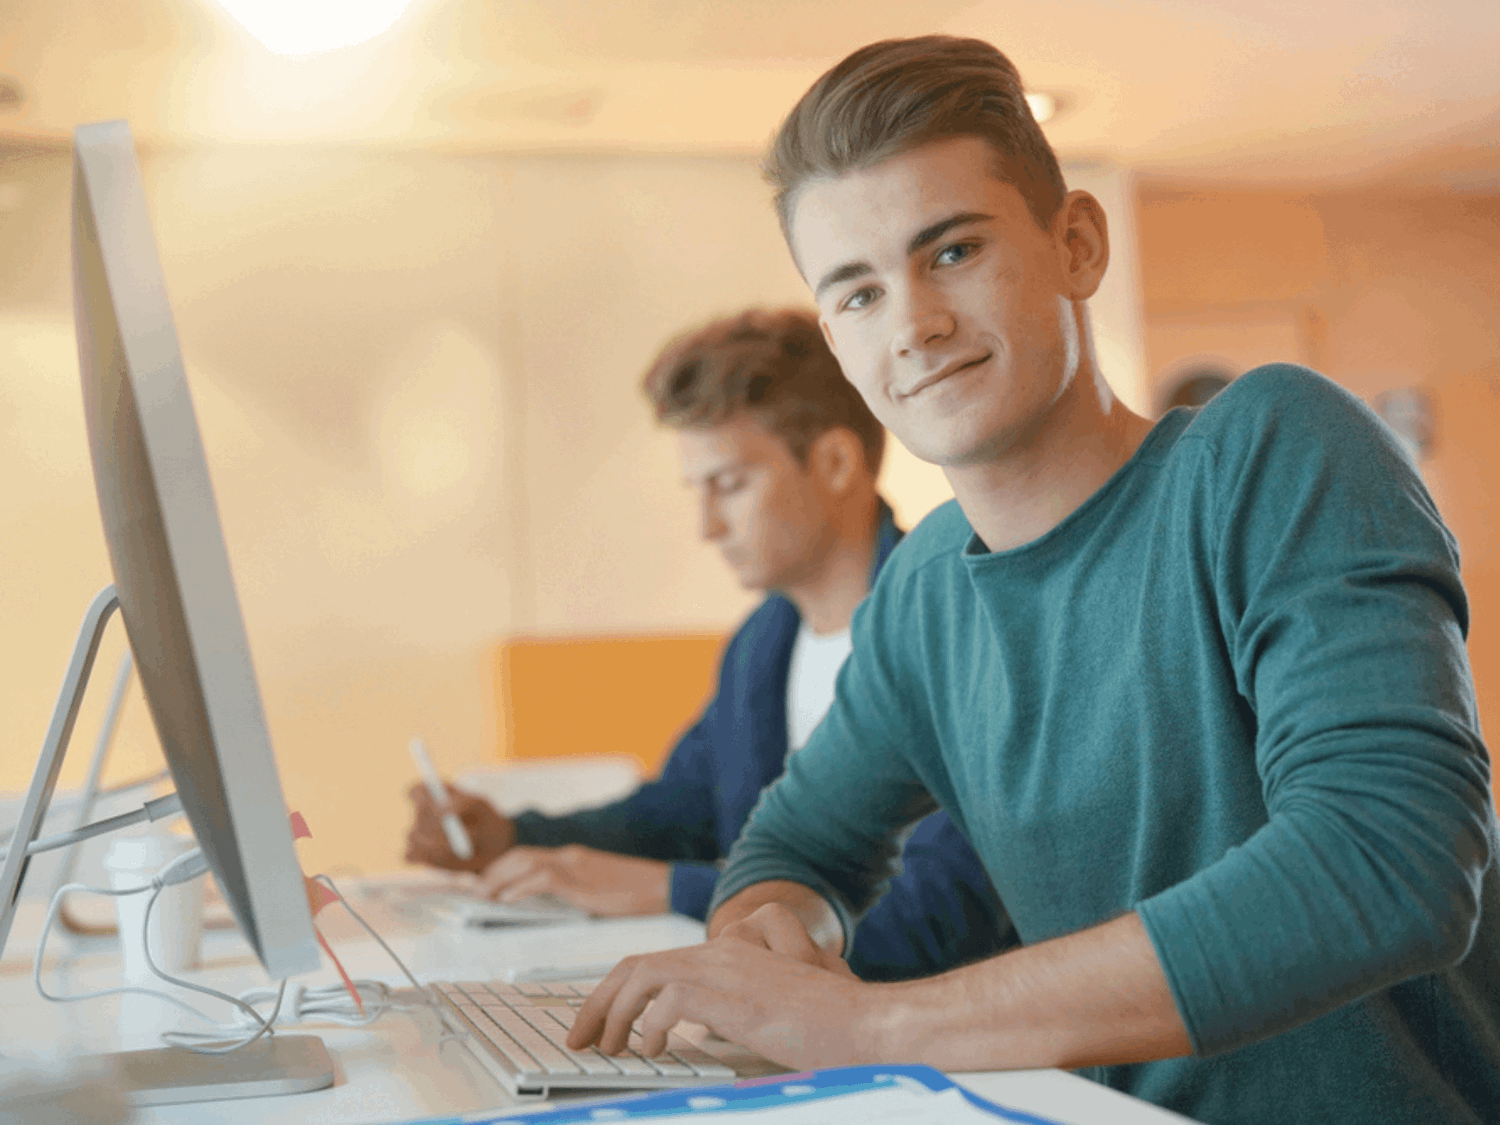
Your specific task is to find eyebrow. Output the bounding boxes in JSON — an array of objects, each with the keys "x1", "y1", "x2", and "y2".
[
  {"x1": 812, "y1": 211, "x2": 995, "y2": 300},
  {"x1": 685, "y1": 460, "x2": 752, "y2": 487}
]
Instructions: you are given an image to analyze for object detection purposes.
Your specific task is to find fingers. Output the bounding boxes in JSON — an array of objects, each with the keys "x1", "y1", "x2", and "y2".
[
  {"x1": 497, "y1": 871, "x2": 558, "y2": 904},
  {"x1": 444, "y1": 785, "x2": 487, "y2": 816},
  {"x1": 566, "y1": 958, "x2": 639, "y2": 1052},
  {"x1": 637, "y1": 982, "x2": 690, "y2": 1058},
  {"x1": 570, "y1": 947, "x2": 735, "y2": 1056},
  {"x1": 477, "y1": 847, "x2": 545, "y2": 896},
  {"x1": 598, "y1": 960, "x2": 672, "y2": 1056},
  {"x1": 569, "y1": 947, "x2": 762, "y2": 1058}
]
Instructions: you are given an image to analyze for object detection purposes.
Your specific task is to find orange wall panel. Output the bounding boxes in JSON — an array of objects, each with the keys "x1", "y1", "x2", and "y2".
[{"x1": 495, "y1": 633, "x2": 725, "y2": 779}]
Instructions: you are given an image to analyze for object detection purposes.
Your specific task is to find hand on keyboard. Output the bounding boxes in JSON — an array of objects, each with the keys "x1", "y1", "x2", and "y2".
[
  {"x1": 566, "y1": 925, "x2": 871, "y2": 1071},
  {"x1": 475, "y1": 845, "x2": 670, "y2": 916},
  {"x1": 431, "y1": 978, "x2": 737, "y2": 1094}
]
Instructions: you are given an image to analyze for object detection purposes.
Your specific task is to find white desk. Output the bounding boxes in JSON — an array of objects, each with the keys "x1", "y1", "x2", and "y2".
[{"x1": 0, "y1": 882, "x2": 1196, "y2": 1124}]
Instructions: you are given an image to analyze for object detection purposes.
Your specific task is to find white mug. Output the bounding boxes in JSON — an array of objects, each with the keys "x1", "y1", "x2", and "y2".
[{"x1": 103, "y1": 831, "x2": 205, "y2": 982}]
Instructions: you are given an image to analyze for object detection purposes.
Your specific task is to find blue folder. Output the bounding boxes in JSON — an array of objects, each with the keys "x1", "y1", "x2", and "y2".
[{"x1": 403, "y1": 1064, "x2": 1065, "y2": 1124}]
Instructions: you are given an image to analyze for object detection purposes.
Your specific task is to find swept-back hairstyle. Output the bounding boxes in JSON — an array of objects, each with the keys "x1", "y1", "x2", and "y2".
[
  {"x1": 642, "y1": 307, "x2": 886, "y2": 474},
  {"x1": 765, "y1": 35, "x2": 1066, "y2": 239}
]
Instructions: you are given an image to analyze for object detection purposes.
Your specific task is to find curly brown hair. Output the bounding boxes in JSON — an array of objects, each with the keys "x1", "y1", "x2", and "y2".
[{"x1": 642, "y1": 307, "x2": 885, "y2": 474}]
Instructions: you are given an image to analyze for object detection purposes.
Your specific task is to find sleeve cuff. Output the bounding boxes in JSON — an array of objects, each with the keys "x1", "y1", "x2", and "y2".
[{"x1": 669, "y1": 863, "x2": 720, "y2": 921}]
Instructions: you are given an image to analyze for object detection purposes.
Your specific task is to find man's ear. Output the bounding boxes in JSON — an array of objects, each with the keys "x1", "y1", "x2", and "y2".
[
  {"x1": 807, "y1": 427, "x2": 865, "y2": 496},
  {"x1": 819, "y1": 317, "x2": 841, "y2": 362},
  {"x1": 1054, "y1": 189, "x2": 1110, "y2": 301}
]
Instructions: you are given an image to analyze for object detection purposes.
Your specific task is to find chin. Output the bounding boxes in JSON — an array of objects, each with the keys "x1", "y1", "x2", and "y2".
[
  {"x1": 728, "y1": 565, "x2": 767, "y2": 591},
  {"x1": 899, "y1": 416, "x2": 1015, "y2": 469}
]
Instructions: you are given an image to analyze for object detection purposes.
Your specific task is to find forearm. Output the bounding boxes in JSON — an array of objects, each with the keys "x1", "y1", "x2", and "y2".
[
  {"x1": 860, "y1": 911, "x2": 1189, "y2": 1071},
  {"x1": 512, "y1": 784, "x2": 714, "y2": 863},
  {"x1": 708, "y1": 880, "x2": 846, "y2": 957}
]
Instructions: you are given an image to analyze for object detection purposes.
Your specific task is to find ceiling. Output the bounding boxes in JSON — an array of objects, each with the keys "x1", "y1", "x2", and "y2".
[{"x1": 2, "y1": 0, "x2": 1498, "y2": 189}]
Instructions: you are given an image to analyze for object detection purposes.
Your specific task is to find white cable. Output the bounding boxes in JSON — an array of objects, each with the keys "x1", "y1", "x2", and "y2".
[
  {"x1": 231, "y1": 979, "x2": 396, "y2": 1029},
  {"x1": 33, "y1": 858, "x2": 459, "y2": 1054},
  {"x1": 307, "y1": 875, "x2": 460, "y2": 1041},
  {"x1": 0, "y1": 792, "x2": 182, "y2": 861},
  {"x1": 34, "y1": 853, "x2": 282, "y2": 1055},
  {"x1": 138, "y1": 860, "x2": 288, "y2": 1054},
  {"x1": 33, "y1": 870, "x2": 227, "y2": 1028}
]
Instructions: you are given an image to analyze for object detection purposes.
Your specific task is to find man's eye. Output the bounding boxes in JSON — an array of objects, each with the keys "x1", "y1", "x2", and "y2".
[
  {"x1": 935, "y1": 241, "x2": 978, "y2": 266},
  {"x1": 841, "y1": 286, "x2": 879, "y2": 312}
]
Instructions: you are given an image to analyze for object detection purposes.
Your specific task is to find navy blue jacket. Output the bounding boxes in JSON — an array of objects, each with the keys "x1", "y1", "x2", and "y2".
[{"x1": 514, "y1": 505, "x2": 1016, "y2": 981}]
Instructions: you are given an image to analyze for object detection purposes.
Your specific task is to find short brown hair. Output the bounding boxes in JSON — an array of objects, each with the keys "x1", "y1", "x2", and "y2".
[
  {"x1": 642, "y1": 307, "x2": 885, "y2": 474},
  {"x1": 766, "y1": 35, "x2": 1066, "y2": 240}
]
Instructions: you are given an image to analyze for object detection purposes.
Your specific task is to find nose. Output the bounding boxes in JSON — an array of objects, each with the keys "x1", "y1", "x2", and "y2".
[
  {"x1": 699, "y1": 493, "x2": 727, "y2": 542},
  {"x1": 890, "y1": 284, "x2": 956, "y2": 358}
]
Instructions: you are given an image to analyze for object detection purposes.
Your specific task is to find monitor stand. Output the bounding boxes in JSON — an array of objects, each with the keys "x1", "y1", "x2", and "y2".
[
  {"x1": 0, "y1": 585, "x2": 335, "y2": 1105},
  {"x1": 111, "y1": 1035, "x2": 335, "y2": 1107}
]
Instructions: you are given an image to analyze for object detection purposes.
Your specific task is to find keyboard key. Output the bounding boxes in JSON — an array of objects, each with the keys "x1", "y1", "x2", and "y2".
[
  {"x1": 663, "y1": 1039, "x2": 736, "y2": 1078},
  {"x1": 627, "y1": 1030, "x2": 696, "y2": 1078},
  {"x1": 440, "y1": 997, "x2": 543, "y2": 1074},
  {"x1": 428, "y1": 979, "x2": 742, "y2": 1090},
  {"x1": 476, "y1": 1007, "x2": 583, "y2": 1075}
]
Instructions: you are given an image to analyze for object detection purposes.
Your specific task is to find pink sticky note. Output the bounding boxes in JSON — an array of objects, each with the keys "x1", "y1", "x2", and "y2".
[
  {"x1": 314, "y1": 926, "x2": 365, "y2": 1015},
  {"x1": 304, "y1": 875, "x2": 339, "y2": 916},
  {"x1": 285, "y1": 810, "x2": 360, "y2": 1013}
]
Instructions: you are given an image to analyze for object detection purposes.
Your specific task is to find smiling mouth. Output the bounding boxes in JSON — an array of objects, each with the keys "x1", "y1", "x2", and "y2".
[{"x1": 899, "y1": 353, "x2": 992, "y2": 399}]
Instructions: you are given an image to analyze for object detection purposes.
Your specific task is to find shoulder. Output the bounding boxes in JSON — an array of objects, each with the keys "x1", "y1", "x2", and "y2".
[
  {"x1": 722, "y1": 594, "x2": 799, "y2": 658},
  {"x1": 1181, "y1": 364, "x2": 1387, "y2": 458},
  {"x1": 1180, "y1": 363, "x2": 1456, "y2": 557},
  {"x1": 858, "y1": 501, "x2": 972, "y2": 612},
  {"x1": 877, "y1": 499, "x2": 972, "y2": 586}
]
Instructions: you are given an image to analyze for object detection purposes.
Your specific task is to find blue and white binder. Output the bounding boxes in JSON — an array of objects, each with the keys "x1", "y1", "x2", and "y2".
[{"x1": 407, "y1": 1065, "x2": 1066, "y2": 1124}]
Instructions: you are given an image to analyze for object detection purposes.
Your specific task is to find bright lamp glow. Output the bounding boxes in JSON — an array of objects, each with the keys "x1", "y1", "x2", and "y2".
[
  {"x1": 1025, "y1": 92, "x2": 1057, "y2": 124},
  {"x1": 214, "y1": 0, "x2": 415, "y2": 57}
]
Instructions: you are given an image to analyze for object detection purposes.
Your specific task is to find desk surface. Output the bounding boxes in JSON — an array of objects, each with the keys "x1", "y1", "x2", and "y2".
[{"x1": 0, "y1": 880, "x2": 1196, "y2": 1125}]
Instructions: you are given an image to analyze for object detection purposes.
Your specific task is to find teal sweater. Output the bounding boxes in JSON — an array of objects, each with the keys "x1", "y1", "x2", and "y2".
[{"x1": 712, "y1": 366, "x2": 1500, "y2": 1123}]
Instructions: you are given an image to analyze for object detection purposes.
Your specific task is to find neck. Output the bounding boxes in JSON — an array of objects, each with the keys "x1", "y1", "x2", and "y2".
[
  {"x1": 946, "y1": 353, "x2": 1155, "y2": 554},
  {"x1": 783, "y1": 492, "x2": 882, "y2": 635}
]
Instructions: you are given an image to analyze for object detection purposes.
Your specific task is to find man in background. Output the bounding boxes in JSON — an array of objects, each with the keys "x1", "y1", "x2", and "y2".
[{"x1": 406, "y1": 307, "x2": 1012, "y2": 981}]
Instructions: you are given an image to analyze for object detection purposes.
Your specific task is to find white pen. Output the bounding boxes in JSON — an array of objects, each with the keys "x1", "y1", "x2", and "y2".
[{"x1": 409, "y1": 737, "x2": 474, "y2": 861}]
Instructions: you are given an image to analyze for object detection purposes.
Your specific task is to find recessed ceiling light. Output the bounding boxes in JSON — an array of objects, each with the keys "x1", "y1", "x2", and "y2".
[
  {"x1": 212, "y1": 0, "x2": 415, "y2": 57},
  {"x1": 1026, "y1": 91, "x2": 1062, "y2": 125}
]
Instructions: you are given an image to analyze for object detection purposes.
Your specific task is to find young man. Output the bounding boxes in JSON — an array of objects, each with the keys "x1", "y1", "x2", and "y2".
[
  {"x1": 405, "y1": 307, "x2": 1012, "y2": 982},
  {"x1": 567, "y1": 37, "x2": 1500, "y2": 1123}
]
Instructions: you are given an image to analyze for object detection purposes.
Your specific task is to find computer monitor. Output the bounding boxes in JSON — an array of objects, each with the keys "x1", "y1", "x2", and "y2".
[
  {"x1": 72, "y1": 118, "x2": 323, "y2": 983},
  {"x1": 0, "y1": 120, "x2": 335, "y2": 1107}
]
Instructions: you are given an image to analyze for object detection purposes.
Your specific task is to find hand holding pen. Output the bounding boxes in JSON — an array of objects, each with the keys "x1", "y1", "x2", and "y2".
[{"x1": 403, "y1": 738, "x2": 516, "y2": 873}]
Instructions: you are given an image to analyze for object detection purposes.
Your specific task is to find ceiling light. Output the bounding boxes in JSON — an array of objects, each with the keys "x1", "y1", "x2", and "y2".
[
  {"x1": 1026, "y1": 92, "x2": 1058, "y2": 125},
  {"x1": 213, "y1": 0, "x2": 415, "y2": 57}
]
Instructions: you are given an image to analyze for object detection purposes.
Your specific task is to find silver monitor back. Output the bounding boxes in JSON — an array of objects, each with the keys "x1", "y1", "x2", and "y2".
[{"x1": 71, "y1": 120, "x2": 320, "y2": 980}]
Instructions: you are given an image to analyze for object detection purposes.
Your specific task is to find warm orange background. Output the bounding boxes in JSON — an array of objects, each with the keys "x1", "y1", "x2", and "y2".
[{"x1": 497, "y1": 634, "x2": 723, "y2": 779}]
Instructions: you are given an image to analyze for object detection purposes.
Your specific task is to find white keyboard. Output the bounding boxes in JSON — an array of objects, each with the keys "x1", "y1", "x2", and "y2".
[{"x1": 430, "y1": 979, "x2": 738, "y2": 1097}]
